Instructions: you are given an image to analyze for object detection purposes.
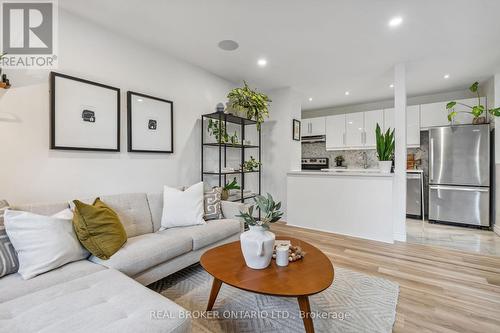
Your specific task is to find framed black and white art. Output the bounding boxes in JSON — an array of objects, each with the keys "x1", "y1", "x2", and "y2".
[
  {"x1": 50, "y1": 72, "x2": 120, "y2": 151},
  {"x1": 127, "y1": 91, "x2": 174, "y2": 153},
  {"x1": 292, "y1": 119, "x2": 301, "y2": 141}
]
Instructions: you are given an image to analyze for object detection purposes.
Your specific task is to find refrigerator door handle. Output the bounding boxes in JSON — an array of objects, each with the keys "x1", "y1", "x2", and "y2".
[
  {"x1": 429, "y1": 137, "x2": 434, "y2": 182},
  {"x1": 429, "y1": 185, "x2": 489, "y2": 192}
]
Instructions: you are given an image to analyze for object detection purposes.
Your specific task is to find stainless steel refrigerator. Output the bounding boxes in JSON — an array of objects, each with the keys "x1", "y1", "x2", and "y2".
[{"x1": 428, "y1": 124, "x2": 490, "y2": 227}]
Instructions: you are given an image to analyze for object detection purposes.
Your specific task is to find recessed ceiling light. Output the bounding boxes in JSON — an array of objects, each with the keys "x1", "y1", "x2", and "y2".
[
  {"x1": 218, "y1": 40, "x2": 239, "y2": 51},
  {"x1": 345, "y1": 91, "x2": 350, "y2": 96},
  {"x1": 444, "y1": 74, "x2": 450, "y2": 79},
  {"x1": 308, "y1": 97, "x2": 313, "y2": 102},
  {"x1": 257, "y1": 58, "x2": 267, "y2": 67},
  {"x1": 389, "y1": 83, "x2": 394, "y2": 88},
  {"x1": 388, "y1": 16, "x2": 403, "y2": 27},
  {"x1": 137, "y1": 98, "x2": 143, "y2": 102}
]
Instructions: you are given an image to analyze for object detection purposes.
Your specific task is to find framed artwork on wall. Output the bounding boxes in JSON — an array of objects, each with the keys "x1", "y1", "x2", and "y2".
[
  {"x1": 127, "y1": 91, "x2": 174, "y2": 153},
  {"x1": 50, "y1": 72, "x2": 120, "y2": 151},
  {"x1": 292, "y1": 119, "x2": 301, "y2": 141}
]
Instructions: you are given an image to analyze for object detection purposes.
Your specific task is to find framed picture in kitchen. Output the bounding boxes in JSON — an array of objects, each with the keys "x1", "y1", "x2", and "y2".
[
  {"x1": 127, "y1": 91, "x2": 174, "y2": 153},
  {"x1": 292, "y1": 119, "x2": 301, "y2": 141},
  {"x1": 50, "y1": 72, "x2": 120, "y2": 151}
]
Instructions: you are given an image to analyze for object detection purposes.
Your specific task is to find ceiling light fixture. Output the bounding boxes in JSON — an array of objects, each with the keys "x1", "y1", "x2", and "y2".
[
  {"x1": 388, "y1": 16, "x2": 403, "y2": 27},
  {"x1": 345, "y1": 91, "x2": 350, "y2": 96},
  {"x1": 218, "y1": 40, "x2": 239, "y2": 51},
  {"x1": 389, "y1": 84, "x2": 394, "y2": 88},
  {"x1": 444, "y1": 74, "x2": 450, "y2": 79},
  {"x1": 308, "y1": 97, "x2": 313, "y2": 102},
  {"x1": 257, "y1": 58, "x2": 267, "y2": 67}
]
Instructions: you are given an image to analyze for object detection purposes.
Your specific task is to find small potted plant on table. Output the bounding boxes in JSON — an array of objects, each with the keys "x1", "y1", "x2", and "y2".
[{"x1": 237, "y1": 194, "x2": 284, "y2": 269}]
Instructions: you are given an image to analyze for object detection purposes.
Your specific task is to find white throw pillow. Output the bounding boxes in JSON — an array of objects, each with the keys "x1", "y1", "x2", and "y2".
[
  {"x1": 160, "y1": 182, "x2": 206, "y2": 229},
  {"x1": 4, "y1": 208, "x2": 89, "y2": 280}
]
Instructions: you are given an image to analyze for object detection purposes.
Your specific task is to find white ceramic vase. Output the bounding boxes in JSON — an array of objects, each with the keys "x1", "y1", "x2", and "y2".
[
  {"x1": 379, "y1": 160, "x2": 392, "y2": 173},
  {"x1": 240, "y1": 225, "x2": 275, "y2": 269}
]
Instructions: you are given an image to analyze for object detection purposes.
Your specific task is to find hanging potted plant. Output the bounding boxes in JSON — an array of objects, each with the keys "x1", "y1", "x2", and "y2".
[
  {"x1": 227, "y1": 81, "x2": 272, "y2": 129},
  {"x1": 375, "y1": 123, "x2": 394, "y2": 173},
  {"x1": 236, "y1": 193, "x2": 283, "y2": 269},
  {"x1": 447, "y1": 81, "x2": 500, "y2": 124}
]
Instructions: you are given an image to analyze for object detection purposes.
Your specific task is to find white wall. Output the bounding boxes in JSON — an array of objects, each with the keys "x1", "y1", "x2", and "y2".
[
  {"x1": 0, "y1": 10, "x2": 233, "y2": 204},
  {"x1": 261, "y1": 88, "x2": 301, "y2": 217}
]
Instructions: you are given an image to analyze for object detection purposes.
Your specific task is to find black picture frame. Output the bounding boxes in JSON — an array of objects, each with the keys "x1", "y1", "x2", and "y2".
[
  {"x1": 50, "y1": 72, "x2": 121, "y2": 152},
  {"x1": 127, "y1": 91, "x2": 174, "y2": 153},
  {"x1": 293, "y1": 119, "x2": 301, "y2": 141}
]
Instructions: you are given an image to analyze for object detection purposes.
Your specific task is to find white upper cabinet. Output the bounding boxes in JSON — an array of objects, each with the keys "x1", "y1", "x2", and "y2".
[
  {"x1": 420, "y1": 97, "x2": 486, "y2": 128},
  {"x1": 325, "y1": 114, "x2": 346, "y2": 150},
  {"x1": 383, "y1": 106, "x2": 421, "y2": 148},
  {"x1": 363, "y1": 109, "x2": 384, "y2": 148},
  {"x1": 302, "y1": 117, "x2": 326, "y2": 136},
  {"x1": 407, "y1": 105, "x2": 420, "y2": 147},
  {"x1": 345, "y1": 112, "x2": 364, "y2": 148}
]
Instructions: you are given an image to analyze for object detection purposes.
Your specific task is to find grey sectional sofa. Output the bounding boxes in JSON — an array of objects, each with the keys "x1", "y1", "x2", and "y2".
[{"x1": 0, "y1": 192, "x2": 245, "y2": 333}]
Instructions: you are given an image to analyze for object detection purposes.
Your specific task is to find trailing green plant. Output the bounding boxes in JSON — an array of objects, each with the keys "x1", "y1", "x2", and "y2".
[
  {"x1": 207, "y1": 119, "x2": 229, "y2": 143},
  {"x1": 236, "y1": 193, "x2": 283, "y2": 229},
  {"x1": 375, "y1": 123, "x2": 395, "y2": 161},
  {"x1": 447, "y1": 81, "x2": 500, "y2": 122},
  {"x1": 242, "y1": 156, "x2": 261, "y2": 171},
  {"x1": 227, "y1": 81, "x2": 272, "y2": 130},
  {"x1": 223, "y1": 178, "x2": 240, "y2": 191}
]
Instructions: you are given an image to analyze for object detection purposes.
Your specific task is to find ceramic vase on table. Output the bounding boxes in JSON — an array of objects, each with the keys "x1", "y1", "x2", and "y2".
[
  {"x1": 379, "y1": 160, "x2": 392, "y2": 173},
  {"x1": 240, "y1": 225, "x2": 275, "y2": 269}
]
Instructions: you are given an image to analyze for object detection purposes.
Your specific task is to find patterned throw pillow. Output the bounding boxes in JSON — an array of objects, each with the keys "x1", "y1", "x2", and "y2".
[
  {"x1": 0, "y1": 200, "x2": 19, "y2": 277},
  {"x1": 204, "y1": 187, "x2": 223, "y2": 220}
]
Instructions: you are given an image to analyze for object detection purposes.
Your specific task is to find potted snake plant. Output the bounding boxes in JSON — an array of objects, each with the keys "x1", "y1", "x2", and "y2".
[{"x1": 375, "y1": 123, "x2": 394, "y2": 173}]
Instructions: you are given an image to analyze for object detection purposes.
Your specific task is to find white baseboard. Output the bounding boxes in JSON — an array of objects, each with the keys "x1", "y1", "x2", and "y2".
[{"x1": 494, "y1": 224, "x2": 500, "y2": 237}]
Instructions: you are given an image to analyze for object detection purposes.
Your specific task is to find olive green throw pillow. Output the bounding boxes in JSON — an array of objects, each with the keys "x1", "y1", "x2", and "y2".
[{"x1": 72, "y1": 198, "x2": 127, "y2": 260}]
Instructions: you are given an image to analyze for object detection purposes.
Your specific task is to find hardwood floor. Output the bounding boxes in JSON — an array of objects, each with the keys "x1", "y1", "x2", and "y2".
[{"x1": 272, "y1": 223, "x2": 500, "y2": 333}]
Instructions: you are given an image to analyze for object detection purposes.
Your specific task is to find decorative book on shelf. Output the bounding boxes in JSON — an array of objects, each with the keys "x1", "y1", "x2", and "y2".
[{"x1": 201, "y1": 111, "x2": 261, "y2": 210}]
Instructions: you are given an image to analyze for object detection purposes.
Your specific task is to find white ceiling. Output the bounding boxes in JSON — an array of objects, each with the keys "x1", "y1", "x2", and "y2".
[{"x1": 60, "y1": 0, "x2": 500, "y2": 111}]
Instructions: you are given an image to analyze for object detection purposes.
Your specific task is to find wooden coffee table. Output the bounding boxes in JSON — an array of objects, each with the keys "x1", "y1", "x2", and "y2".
[{"x1": 200, "y1": 237, "x2": 334, "y2": 333}]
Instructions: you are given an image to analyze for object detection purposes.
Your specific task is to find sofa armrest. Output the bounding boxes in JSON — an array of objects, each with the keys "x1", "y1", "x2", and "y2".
[{"x1": 221, "y1": 201, "x2": 247, "y2": 231}]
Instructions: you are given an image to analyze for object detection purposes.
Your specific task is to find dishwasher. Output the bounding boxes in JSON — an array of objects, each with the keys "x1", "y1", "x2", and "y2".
[{"x1": 407, "y1": 171, "x2": 424, "y2": 220}]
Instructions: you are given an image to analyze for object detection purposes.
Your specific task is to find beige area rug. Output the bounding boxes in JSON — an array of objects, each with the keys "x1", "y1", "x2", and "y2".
[{"x1": 149, "y1": 264, "x2": 399, "y2": 333}]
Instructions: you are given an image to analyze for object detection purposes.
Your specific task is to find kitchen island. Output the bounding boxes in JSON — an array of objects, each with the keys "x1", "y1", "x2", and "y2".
[{"x1": 287, "y1": 170, "x2": 396, "y2": 243}]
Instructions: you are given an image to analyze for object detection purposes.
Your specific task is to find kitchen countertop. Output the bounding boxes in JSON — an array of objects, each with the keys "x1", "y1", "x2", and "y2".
[
  {"x1": 406, "y1": 169, "x2": 424, "y2": 173},
  {"x1": 288, "y1": 170, "x2": 394, "y2": 177}
]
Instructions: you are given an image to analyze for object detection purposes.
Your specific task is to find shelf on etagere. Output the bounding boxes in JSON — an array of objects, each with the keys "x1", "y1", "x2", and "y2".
[
  {"x1": 228, "y1": 194, "x2": 257, "y2": 202},
  {"x1": 203, "y1": 170, "x2": 260, "y2": 175},
  {"x1": 203, "y1": 142, "x2": 259, "y2": 149},
  {"x1": 202, "y1": 112, "x2": 257, "y2": 125}
]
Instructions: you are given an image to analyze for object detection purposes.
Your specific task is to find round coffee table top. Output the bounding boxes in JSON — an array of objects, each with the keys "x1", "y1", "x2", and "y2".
[{"x1": 200, "y1": 237, "x2": 334, "y2": 297}]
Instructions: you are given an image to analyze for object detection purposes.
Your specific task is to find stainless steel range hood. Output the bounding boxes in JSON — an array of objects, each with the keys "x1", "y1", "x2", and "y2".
[{"x1": 301, "y1": 135, "x2": 325, "y2": 143}]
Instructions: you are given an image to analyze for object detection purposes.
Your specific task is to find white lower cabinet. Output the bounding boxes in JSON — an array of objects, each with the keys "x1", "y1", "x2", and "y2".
[{"x1": 325, "y1": 114, "x2": 346, "y2": 150}]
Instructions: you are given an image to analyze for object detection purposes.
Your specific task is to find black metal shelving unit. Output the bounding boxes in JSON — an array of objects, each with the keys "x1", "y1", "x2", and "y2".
[{"x1": 201, "y1": 111, "x2": 261, "y2": 207}]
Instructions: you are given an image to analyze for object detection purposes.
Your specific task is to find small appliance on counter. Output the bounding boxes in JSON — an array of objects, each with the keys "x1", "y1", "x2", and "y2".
[{"x1": 301, "y1": 157, "x2": 329, "y2": 170}]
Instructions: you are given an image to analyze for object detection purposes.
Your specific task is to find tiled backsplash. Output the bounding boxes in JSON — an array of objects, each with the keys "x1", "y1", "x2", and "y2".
[{"x1": 302, "y1": 131, "x2": 430, "y2": 215}]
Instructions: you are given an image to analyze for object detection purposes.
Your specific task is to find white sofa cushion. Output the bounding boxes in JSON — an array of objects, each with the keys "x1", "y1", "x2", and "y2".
[
  {"x1": 0, "y1": 268, "x2": 190, "y2": 333},
  {"x1": 160, "y1": 183, "x2": 205, "y2": 229},
  {"x1": 89, "y1": 232, "x2": 192, "y2": 277},
  {"x1": 158, "y1": 219, "x2": 241, "y2": 251},
  {"x1": 4, "y1": 209, "x2": 90, "y2": 279},
  {"x1": 69, "y1": 193, "x2": 154, "y2": 238},
  {"x1": 0, "y1": 260, "x2": 105, "y2": 303}
]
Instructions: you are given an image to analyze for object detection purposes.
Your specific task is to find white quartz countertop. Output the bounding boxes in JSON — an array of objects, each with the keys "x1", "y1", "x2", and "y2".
[{"x1": 288, "y1": 169, "x2": 394, "y2": 177}]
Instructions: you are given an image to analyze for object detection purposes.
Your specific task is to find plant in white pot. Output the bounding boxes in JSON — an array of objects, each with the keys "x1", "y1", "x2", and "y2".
[
  {"x1": 375, "y1": 123, "x2": 395, "y2": 173},
  {"x1": 236, "y1": 194, "x2": 284, "y2": 269}
]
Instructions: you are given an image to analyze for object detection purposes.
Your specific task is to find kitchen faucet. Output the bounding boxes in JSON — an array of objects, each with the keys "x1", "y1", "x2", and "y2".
[{"x1": 361, "y1": 151, "x2": 368, "y2": 169}]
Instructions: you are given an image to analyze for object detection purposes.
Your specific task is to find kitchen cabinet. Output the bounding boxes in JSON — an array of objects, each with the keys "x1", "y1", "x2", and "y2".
[
  {"x1": 345, "y1": 112, "x2": 364, "y2": 148},
  {"x1": 325, "y1": 114, "x2": 345, "y2": 150},
  {"x1": 302, "y1": 117, "x2": 325, "y2": 136},
  {"x1": 420, "y1": 98, "x2": 486, "y2": 128},
  {"x1": 383, "y1": 105, "x2": 421, "y2": 148},
  {"x1": 363, "y1": 109, "x2": 384, "y2": 148}
]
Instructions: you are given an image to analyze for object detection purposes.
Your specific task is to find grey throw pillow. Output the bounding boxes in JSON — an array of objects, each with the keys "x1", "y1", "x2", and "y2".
[
  {"x1": 0, "y1": 200, "x2": 19, "y2": 277},
  {"x1": 204, "y1": 188, "x2": 223, "y2": 220}
]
